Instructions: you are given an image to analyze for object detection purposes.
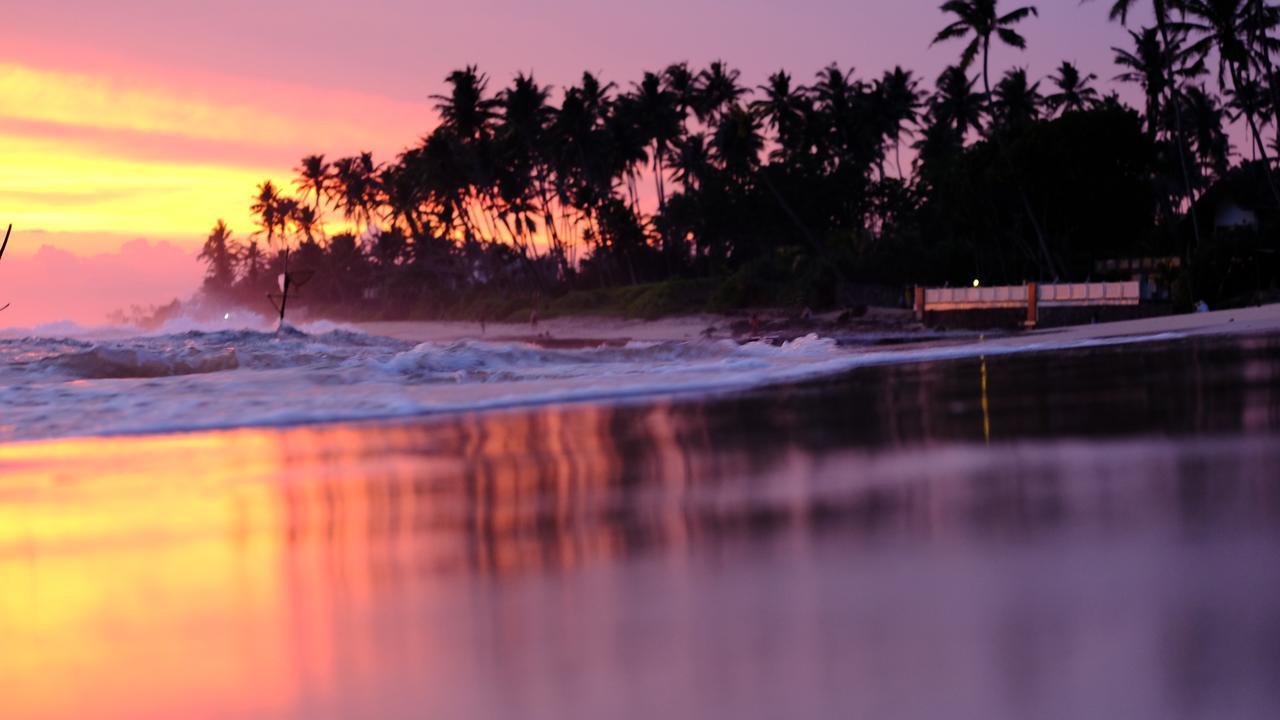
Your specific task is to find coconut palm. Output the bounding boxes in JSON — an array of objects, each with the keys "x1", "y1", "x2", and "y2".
[
  {"x1": 1093, "y1": 0, "x2": 1209, "y2": 247},
  {"x1": 1224, "y1": 71, "x2": 1274, "y2": 159},
  {"x1": 696, "y1": 61, "x2": 748, "y2": 123},
  {"x1": 630, "y1": 71, "x2": 684, "y2": 209},
  {"x1": 250, "y1": 180, "x2": 288, "y2": 251},
  {"x1": 1179, "y1": 0, "x2": 1280, "y2": 203},
  {"x1": 874, "y1": 67, "x2": 925, "y2": 177},
  {"x1": 752, "y1": 70, "x2": 810, "y2": 163},
  {"x1": 932, "y1": 0, "x2": 1040, "y2": 97},
  {"x1": 198, "y1": 220, "x2": 237, "y2": 290},
  {"x1": 1046, "y1": 62, "x2": 1102, "y2": 115},
  {"x1": 329, "y1": 153, "x2": 382, "y2": 236},
  {"x1": 431, "y1": 66, "x2": 499, "y2": 143},
  {"x1": 990, "y1": 67, "x2": 1044, "y2": 135},
  {"x1": 294, "y1": 155, "x2": 329, "y2": 212},
  {"x1": 1181, "y1": 84, "x2": 1233, "y2": 178}
]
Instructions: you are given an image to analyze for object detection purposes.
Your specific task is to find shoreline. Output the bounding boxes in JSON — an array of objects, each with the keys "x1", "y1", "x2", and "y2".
[{"x1": 354, "y1": 302, "x2": 1280, "y2": 348}]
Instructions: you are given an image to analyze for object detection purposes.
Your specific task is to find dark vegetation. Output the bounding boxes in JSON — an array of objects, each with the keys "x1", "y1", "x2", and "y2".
[{"x1": 197, "y1": 0, "x2": 1280, "y2": 322}]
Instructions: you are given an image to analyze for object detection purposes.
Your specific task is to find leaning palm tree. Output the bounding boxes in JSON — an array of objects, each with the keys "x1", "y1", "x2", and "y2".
[
  {"x1": 1179, "y1": 0, "x2": 1280, "y2": 204},
  {"x1": 1045, "y1": 61, "x2": 1102, "y2": 115},
  {"x1": 1091, "y1": 0, "x2": 1206, "y2": 247},
  {"x1": 932, "y1": 0, "x2": 1039, "y2": 98}
]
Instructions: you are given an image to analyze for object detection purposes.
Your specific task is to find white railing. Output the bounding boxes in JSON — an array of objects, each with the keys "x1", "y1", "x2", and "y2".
[{"x1": 921, "y1": 281, "x2": 1139, "y2": 312}]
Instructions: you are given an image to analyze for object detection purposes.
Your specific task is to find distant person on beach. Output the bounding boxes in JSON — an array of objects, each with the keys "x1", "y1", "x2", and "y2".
[{"x1": 530, "y1": 308, "x2": 540, "y2": 329}]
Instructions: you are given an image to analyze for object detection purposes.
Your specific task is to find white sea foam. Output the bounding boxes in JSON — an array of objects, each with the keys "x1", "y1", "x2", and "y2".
[{"x1": 0, "y1": 325, "x2": 1188, "y2": 442}]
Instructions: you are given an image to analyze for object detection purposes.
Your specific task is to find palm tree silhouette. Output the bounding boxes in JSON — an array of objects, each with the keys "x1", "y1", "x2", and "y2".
[
  {"x1": 874, "y1": 67, "x2": 924, "y2": 177},
  {"x1": 1046, "y1": 62, "x2": 1102, "y2": 115},
  {"x1": 294, "y1": 155, "x2": 329, "y2": 212},
  {"x1": 1179, "y1": 0, "x2": 1280, "y2": 204},
  {"x1": 933, "y1": 0, "x2": 1039, "y2": 98},
  {"x1": 1091, "y1": 0, "x2": 1207, "y2": 249},
  {"x1": 934, "y1": 1, "x2": 1056, "y2": 279},
  {"x1": 990, "y1": 67, "x2": 1044, "y2": 135},
  {"x1": 198, "y1": 220, "x2": 237, "y2": 291},
  {"x1": 696, "y1": 61, "x2": 748, "y2": 124},
  {"x1": 752, "y1": 70, "x2": 810, "y2": 164}
]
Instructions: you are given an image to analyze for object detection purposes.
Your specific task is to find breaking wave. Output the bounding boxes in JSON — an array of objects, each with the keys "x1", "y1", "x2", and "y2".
[{"x1": 0, "y1": 324, "x2": 1185, "y2": 442}]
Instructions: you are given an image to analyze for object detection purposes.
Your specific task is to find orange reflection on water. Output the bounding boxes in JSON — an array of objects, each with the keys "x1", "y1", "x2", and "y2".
[{"x1": 0, "y1": 404, "x2": 695, "y2": 719}]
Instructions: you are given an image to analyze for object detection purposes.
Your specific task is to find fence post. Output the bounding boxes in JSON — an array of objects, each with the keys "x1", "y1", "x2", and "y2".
[
  {"x1": 914, "y1": 286, "x2": 926, "y2": 322},
  {"x1": 1025, "y1": 282, "x2": 1038, "y2": 329}
]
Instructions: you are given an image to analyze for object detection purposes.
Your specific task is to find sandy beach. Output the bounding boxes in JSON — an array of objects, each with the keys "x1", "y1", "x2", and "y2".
[{"x1": 355, "y1": 302, "x2": 1280, "y2": 348}]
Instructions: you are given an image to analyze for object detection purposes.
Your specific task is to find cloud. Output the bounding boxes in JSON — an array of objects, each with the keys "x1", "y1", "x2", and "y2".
[{"x1": 0, "y1": 239, "x2": 203, "y2": 327}]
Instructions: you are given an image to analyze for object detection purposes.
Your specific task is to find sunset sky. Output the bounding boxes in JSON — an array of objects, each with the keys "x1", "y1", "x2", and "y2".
[{"x1": 2, "y1": 0, "x2": 1157, "y2": 325}]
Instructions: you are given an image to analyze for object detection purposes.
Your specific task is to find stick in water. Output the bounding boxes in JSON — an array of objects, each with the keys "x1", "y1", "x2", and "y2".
[{"x1": 0, "y1": 224, "x2": 11, "y2": 312}]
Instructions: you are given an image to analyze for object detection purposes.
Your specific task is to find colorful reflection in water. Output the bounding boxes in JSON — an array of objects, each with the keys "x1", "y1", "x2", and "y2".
[{"x1": 2, "y1": 335, "x2": 1280, "y2": 719}]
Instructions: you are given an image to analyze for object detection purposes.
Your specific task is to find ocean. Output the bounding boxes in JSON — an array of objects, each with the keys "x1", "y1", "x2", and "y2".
[{"x1": 1, "y1": 323, "x2": 1278, "y2": 719}]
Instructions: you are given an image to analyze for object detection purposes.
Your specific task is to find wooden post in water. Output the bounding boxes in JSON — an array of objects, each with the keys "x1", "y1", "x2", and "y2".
[
  {"x1": 1025, "y1": 282, "x2": 1039, "y2": 329},
  {"x1": 0, "y1": 224, "x2": 11, "y2": 313}
]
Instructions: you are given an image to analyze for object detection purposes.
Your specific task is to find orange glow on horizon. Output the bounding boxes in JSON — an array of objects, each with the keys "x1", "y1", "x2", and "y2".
[{"x1": 0, "y1": 59, "x2": 430, "y2": 256}]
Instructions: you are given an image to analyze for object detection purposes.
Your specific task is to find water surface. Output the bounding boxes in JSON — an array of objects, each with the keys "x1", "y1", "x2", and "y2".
[{"x1": 2, "y1": 332, "x2": 1279, "y2": 719}]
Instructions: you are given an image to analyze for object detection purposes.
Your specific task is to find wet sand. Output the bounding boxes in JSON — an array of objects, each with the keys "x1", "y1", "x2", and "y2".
[{"x1": 2, "y1": 323, "x2": 1279, "y2": 719}]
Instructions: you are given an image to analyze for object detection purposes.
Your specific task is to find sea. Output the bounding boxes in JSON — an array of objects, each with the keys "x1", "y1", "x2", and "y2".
[{"x1": 1, "y1": 318, "x2": 1278, "y2": 719}]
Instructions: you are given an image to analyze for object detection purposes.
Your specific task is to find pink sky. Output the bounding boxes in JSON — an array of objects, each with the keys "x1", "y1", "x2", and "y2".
[{"x1": 1, "y1": 0, "x2": 1160, "y2": 325}]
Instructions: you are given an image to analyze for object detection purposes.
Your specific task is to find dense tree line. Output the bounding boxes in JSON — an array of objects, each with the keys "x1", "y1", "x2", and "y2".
[{"x1": 199, "y1": 0, "x2": 1280, "y2": 318}]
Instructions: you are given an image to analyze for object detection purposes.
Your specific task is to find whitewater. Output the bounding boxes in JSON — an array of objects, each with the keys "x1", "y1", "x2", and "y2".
[{"x1": 0, "y1": 317, "x2": 1190, "y2": 442}]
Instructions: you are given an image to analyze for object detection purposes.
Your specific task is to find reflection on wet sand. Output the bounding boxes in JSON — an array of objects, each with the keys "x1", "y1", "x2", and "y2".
[{"x1": 2, "y1": 334, "x2": 1280, "y2": 719}]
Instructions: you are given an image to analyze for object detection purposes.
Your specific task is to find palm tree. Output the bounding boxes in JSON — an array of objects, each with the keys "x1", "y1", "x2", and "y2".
[
  {"x1": 1114, "y1": 28, "x2": 1181, "y2": 140},
  {"x1": 431, "y1": 66, "x2": 499, "y2": 142},
  {"x1": 250, "y1": 180, "x2": 288, "y2": 251},
  {"x1": 1181, "y1": 84, "x2": 1233, "y2": 179},
  {"x1": 198, "y1": 220, "x2": 237, "y2": 291},
  {"x1": 1092, "y1": 0, "x2": 1207, "y2": 248},
  {"x1": 696, "y1": 61, "x2": 748, "y2": 123},
  {"x1": 1225, "y1": 72, "x2": 1274, "y2": 160},
  {"x1": 752, "y1": 70, "x2": 811, "y2": 164},
  {"x1": 711, "y1": 104, "x2": 764, "y2": 180},
  {"x1": 932, "y1": 0, "x2": 1039, "y2": 98},
  {"x1": 630, "y1": 71, "x2": 684, "y2": 210},
  {"x1": 1179, "y1": 0, "x2": 1280, "y2": 204},
  {"x1": 934, "y1": 0, "x2": 1056, "y2": 279},
  {"x1": 874, "y1": 67, "x2": 924, "y2": 177},
  {"x1": 1240, "y1": 0, "x2": 1280, "y2": 134},
  {"x1": 294, "y1": 155, "x2": 329, "y2": 212},
  {"x1": 1046, "y1": 61, "x2": 1102, "y2": 115},
  {"x1": 990, "y1": 67, "x2": 1043, "y2": 135},
  {"x1": 932, "y1": 65, "x2": 987, "y2": 137},
  {"x1": 330, "y1": 153, "x2": 382, "y2": 236}
]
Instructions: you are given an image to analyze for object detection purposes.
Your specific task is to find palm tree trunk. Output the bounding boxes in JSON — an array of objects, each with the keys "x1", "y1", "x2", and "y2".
[
  {"x1": 982, "y1": 36, "x2": 1060, "y2": 281},
  {"x1": 1155, "y1": 18, "x2": 1205, "y2": 256}
]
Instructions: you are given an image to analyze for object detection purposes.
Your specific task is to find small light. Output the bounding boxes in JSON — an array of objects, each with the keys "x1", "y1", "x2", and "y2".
[
  {"x1": 972, "y1": 279, "x2": 981, "y2": 288},
  {"x1": 224, "y1": 313, "x2": 231, "y2": 321}
]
